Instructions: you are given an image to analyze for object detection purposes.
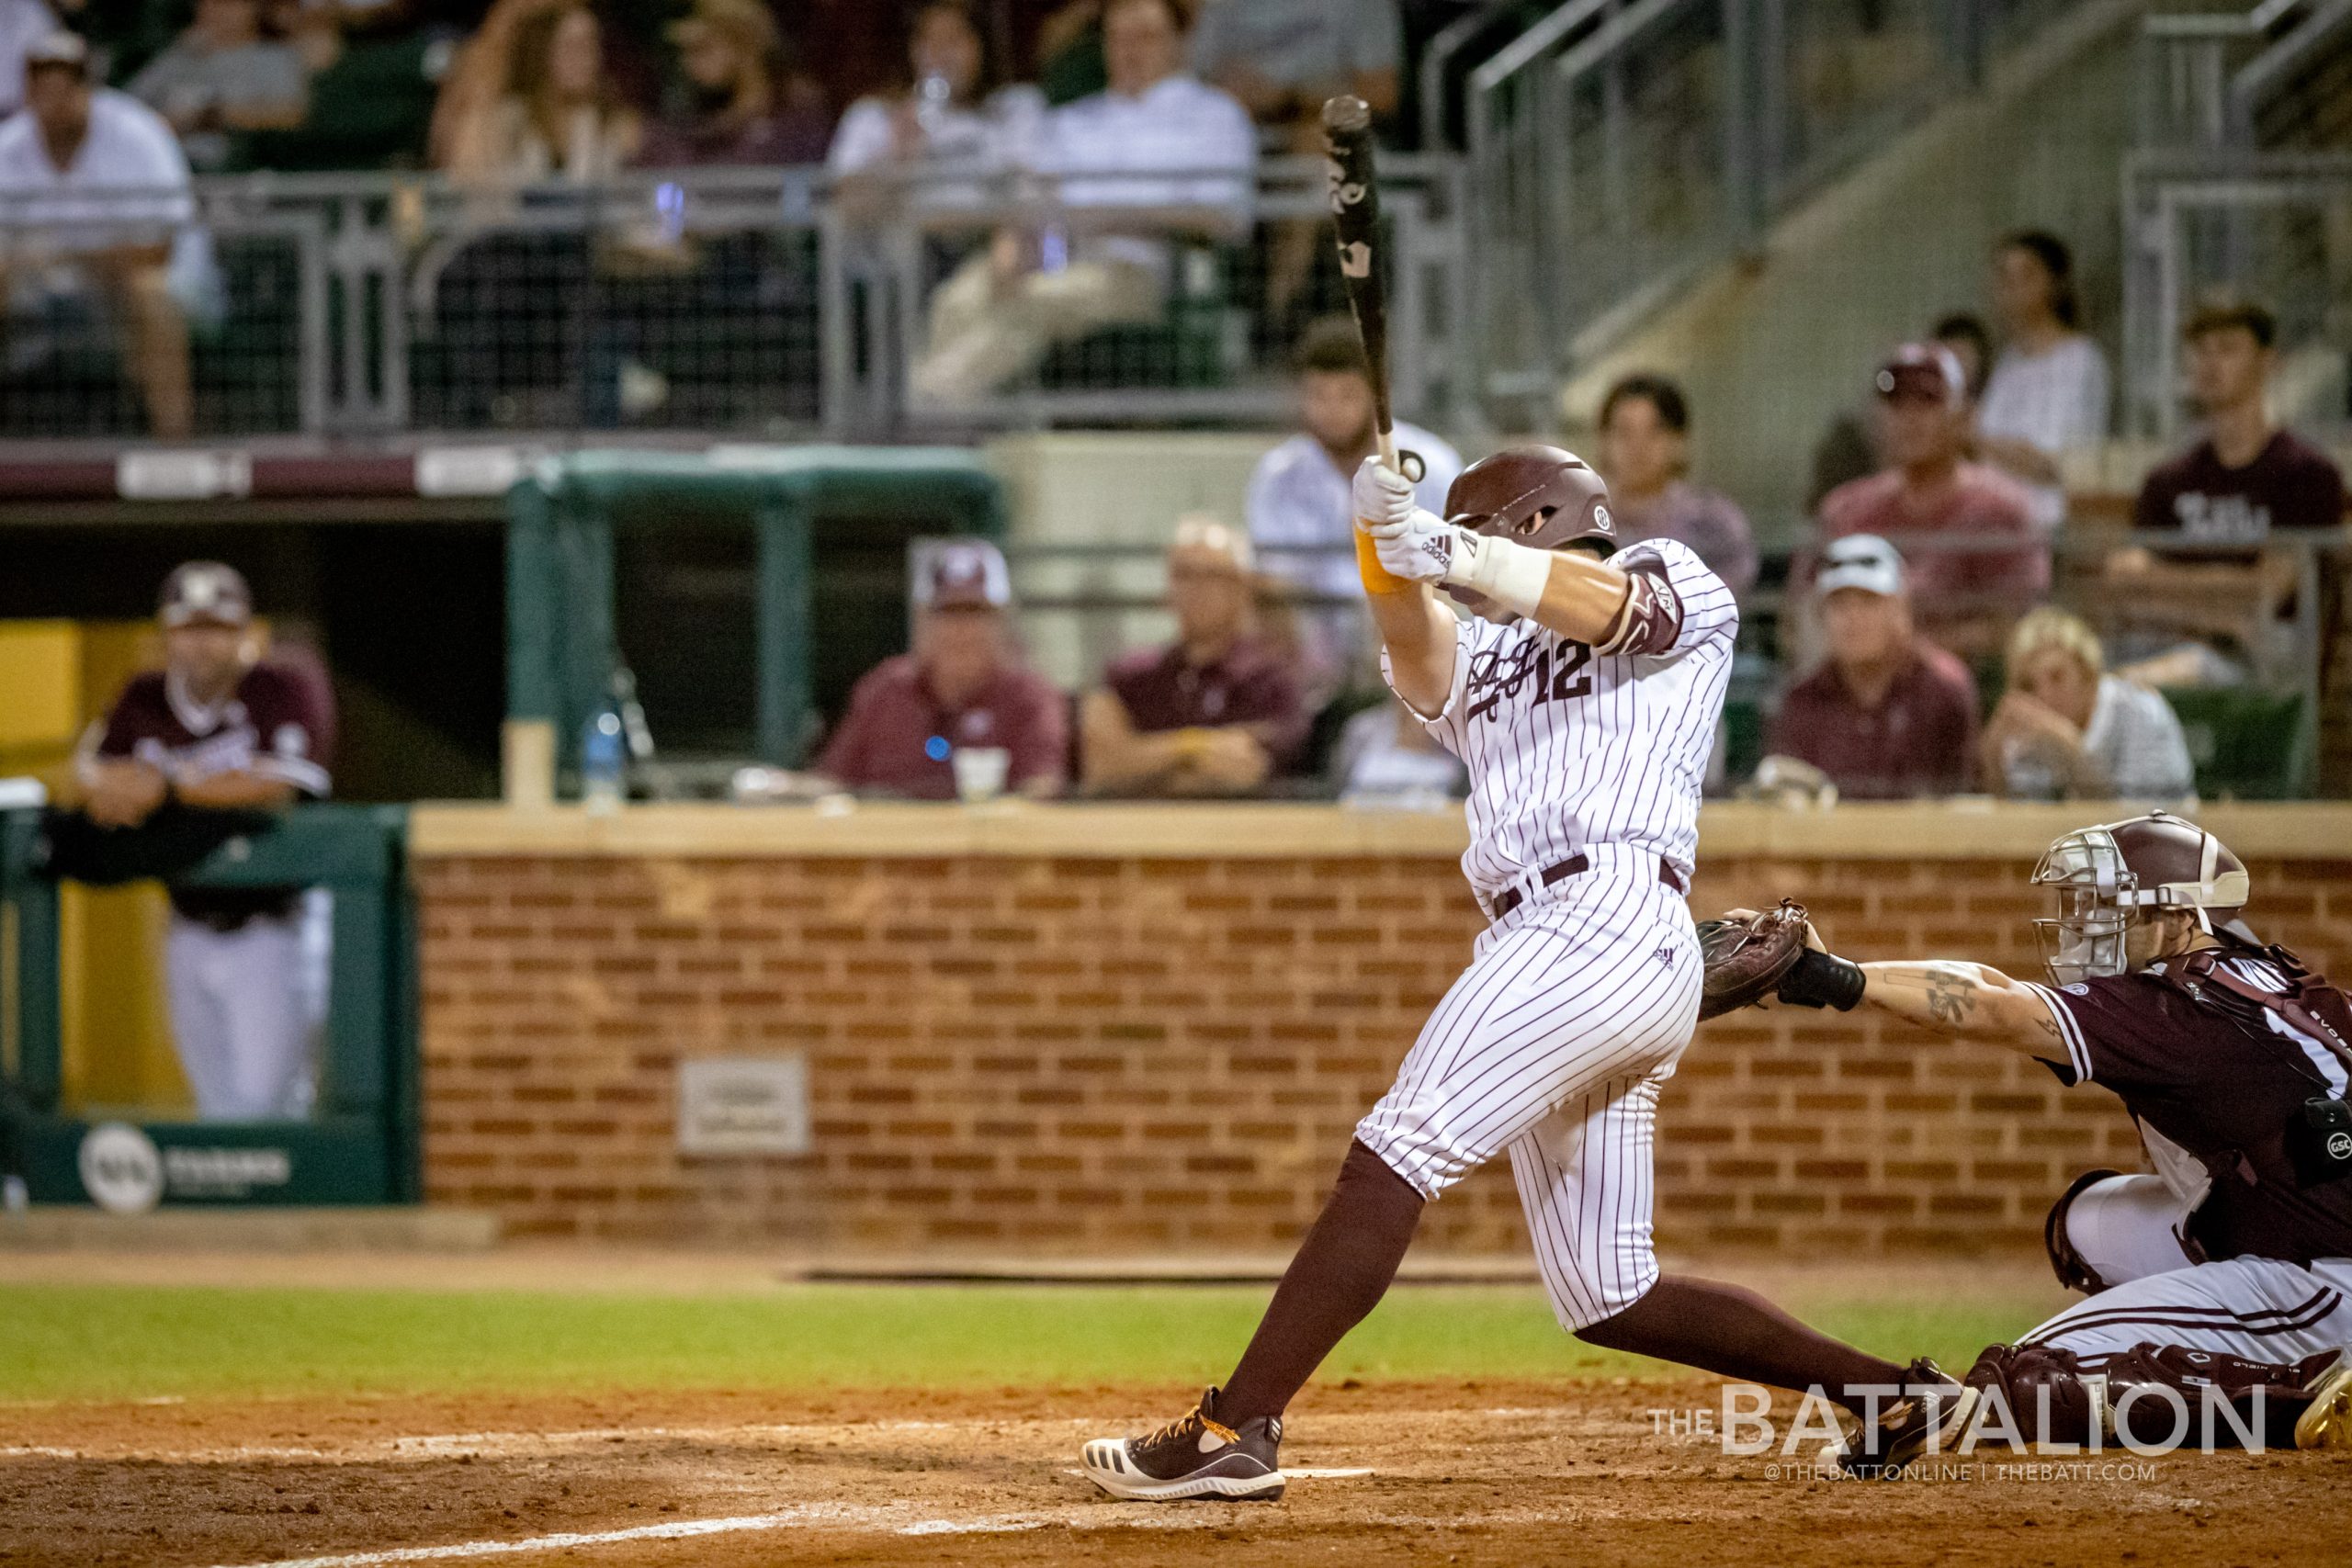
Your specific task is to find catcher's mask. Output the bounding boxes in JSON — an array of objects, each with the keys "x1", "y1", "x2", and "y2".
[{"x1": 2030, "y1": 811, "x2": 2250, "y2": 986}]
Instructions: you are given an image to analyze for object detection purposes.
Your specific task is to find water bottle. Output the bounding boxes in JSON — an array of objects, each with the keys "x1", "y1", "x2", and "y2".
[
  {"x1": 582, "y1": 708, "x2": 626, "y2": 814},
  {"x1": 915, "y1": 71, "x2": 953, "y2": 138}
]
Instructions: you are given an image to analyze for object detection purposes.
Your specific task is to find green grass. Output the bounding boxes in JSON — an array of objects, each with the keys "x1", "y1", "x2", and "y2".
[{"x1": 0, "y1": 1280, "x2": 2055, "y2": 1404}]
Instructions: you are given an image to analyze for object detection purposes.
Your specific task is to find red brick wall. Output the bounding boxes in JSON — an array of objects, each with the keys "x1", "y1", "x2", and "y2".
[{"x1": 415, "y1": 852, "x2": 2352, "y2": 1254}]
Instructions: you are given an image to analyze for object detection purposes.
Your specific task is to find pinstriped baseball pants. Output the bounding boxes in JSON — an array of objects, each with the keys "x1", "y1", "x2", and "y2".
[{"x1": 1356, "y1": 850, "x2": 1702, "y2": 1331}]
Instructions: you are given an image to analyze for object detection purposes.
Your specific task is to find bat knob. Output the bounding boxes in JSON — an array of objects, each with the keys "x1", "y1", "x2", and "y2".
[{"x1": 1321, "y1": 96, "x2": 1373, "y2": 135}]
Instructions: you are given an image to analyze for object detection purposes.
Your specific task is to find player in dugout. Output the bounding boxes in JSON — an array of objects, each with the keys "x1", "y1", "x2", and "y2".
[
  {"x1": 1080, "y1": 446, "x2": 1972, "y2": 1501},
  {"x1": 1758, "y1": 810, "x2": 2352, "y2": 1470},
  {"x1": 75, "y1": 563, "x2": 334, "y2": 1122}
]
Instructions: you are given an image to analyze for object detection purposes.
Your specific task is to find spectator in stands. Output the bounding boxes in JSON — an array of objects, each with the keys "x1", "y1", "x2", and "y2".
[
  {"x1": 0, "y1": 0, "x2": 52, "y2": 116},
  {"x1": 1808, "y1": 311, "x2": 1989, "y2": 512},
  {"x1": 1763, "y1": 534, "x2": 1979, "y2": 800},
  {"x1": 816, "y1": 539, "x2": 1067, "y2": 800},
  {"x1": 1082, "y1": 516, "x2": 1306, "y2": 795},
  {"x1": 1977, "y1": 230, "x2": 2109, "y2": 530},
  {"x1": 1246, "y1": 317, "x2": 1460, "y2": 604},
  {"x1": 829, "y1": 0, "x2": 1045, "y2": 216},
  {"x1": 234, "y1": 1, "x2": 454, "y2": 172},
  {"x1": 127, "y1": 0, "x2": 307, "y2": 170},
  {"x1": 909, "y1": 0, "x2": 1255, "y2": 407},
  {"x1": 2131, "y1": 298, "x2": 2346, "y2": 548},
  {"x1": 1980, "y1": 607, "x2": 2192, "y2": 803},
  {"x1": 1331, "y1": 694, "x2": 1465, "y2": 803},
  {"x1": 2106, "y1": 299, "x2": 2347, "y2": 669},
  {"x1": 1597, "y1": 372, "x2": 1758, "y2": 595},
  {"x1": 636, "y1": 0, "x2": 828, "y2": 167},
  {"x1": 1190, "y1": 0, "x2": 1399, "y2": 320},
  {"x1": 1817, "y1": 344, "x2": 2046, "y2": 658},
  {"x1": 76, "y1": 562, "x2": 334, "y2": 1122},
  {"x1": 0, "y1": 31, "x2": 194, "y2": 435},
  {"x1": 438, "y1": 0, "x2": 636, "y2": 180}
]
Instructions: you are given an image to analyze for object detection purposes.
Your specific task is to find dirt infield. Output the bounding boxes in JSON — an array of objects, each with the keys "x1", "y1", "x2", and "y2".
[{"x1": 5, "y1": 1378, "x2": 2346, "y2": 1568}]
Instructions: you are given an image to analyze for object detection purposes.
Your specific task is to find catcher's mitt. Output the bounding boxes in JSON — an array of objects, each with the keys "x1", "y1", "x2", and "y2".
[{"x1": 1695, "y1": 899, "x2": 1810, "y2": 1021}]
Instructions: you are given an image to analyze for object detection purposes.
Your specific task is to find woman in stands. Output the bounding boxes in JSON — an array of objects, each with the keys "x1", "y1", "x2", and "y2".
[
  {"x1": 1979, "y1": 607, "x2": 2194, "y2": 804},
  {"x1": 827, "y1": 0, "x2": 1044, "y2": 216},
  {"x1": 1977, "y1": 230, "x2": 2110, "y2": 531},
  {"x1": 436, "y1": 0, "x2": 638, "y2": 181}
]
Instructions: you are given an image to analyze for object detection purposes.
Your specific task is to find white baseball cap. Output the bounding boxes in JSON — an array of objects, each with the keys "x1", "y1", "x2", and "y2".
[{"x1": 1815, "y1": 534, "x2": 1906, "y2": 600}]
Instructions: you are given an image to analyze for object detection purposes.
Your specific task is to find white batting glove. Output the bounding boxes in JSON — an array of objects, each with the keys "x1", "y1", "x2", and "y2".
[
  {"x1": 1369, "y1": 503, "x2": 1460, "y2": 584},
  {"x1": 1351, "y1": 455, "x2": 1419, "y2": 534}
]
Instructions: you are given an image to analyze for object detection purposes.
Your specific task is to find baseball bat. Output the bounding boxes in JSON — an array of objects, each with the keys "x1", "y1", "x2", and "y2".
[{"x1": 1321, "y1": 95, "x2": 1419, "y2": 481}]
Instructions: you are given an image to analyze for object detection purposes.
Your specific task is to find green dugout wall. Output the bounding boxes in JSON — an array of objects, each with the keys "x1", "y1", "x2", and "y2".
[
  {"x1": 0, "y1": 806, "x2": 416, "y2": 1207},
  {"x1": 506, "y1": 447, "x2": 1009, "y2": 778}
]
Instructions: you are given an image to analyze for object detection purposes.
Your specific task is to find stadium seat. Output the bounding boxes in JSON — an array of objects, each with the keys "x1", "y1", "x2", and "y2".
[{"x1": 2161, "y1": 686, "x2": 2308, "y2": 800}]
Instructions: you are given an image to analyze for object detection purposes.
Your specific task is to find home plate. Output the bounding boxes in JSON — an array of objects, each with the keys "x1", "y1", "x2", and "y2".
[{"x1": 1066, "y1": 1468, "x2": 1373, "y2": 1481}]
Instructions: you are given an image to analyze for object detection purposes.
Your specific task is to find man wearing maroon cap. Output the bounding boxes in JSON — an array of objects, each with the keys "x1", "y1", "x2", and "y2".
[
  {"x1": 1081, "y1": 518, "x2": 1308, "y2": 796},
  {"x1": 815, "y1": 539, "x2": 1068, "y2": 800},
  {"x1": 74, "y1": 563, "x2": 336, "y2": 1121},
  {"x1": 1817, "y1": 344, "x2": 2048, "y2": 658}
]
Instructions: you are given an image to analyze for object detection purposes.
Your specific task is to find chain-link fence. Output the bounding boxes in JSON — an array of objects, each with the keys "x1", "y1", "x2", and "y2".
[
  {"x1": 0, "y1": 193, "x2": 321, "y2": 440},
  {"x1": 0, "y1": 161, "x2": 1464, "y2": 445}
]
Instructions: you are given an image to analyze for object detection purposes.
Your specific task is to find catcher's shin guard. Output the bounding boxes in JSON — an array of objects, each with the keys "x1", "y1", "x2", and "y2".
[{"x1": 1964, "y1": 1341, "x2": 2344, "y2": 1450}]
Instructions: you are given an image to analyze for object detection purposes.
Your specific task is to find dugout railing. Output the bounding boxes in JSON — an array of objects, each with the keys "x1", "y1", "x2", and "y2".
[{"x1": 0, "y1": 805, "x2": 417, "y2": 1209}]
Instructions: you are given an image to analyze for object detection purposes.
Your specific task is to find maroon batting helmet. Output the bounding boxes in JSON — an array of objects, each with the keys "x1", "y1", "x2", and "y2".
[
  {"x1": 2031, "y1": 810, "x2": 2251, "y2": 984},
  {"x1": 1444, "y1": 446, "x2": 1614, "y2": 556}
]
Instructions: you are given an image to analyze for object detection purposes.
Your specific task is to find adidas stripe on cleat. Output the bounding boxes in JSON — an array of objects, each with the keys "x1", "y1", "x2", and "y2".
[{"x1": 1080, "y1": 1387, "x2": 1286, "y2": 1502}]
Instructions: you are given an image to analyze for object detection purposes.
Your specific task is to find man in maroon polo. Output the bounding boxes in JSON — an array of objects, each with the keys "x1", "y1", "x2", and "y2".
[
  {"x1": 816, "y1": 539, "x2": 1068, "y2": 799},
  {"x1": 1080, "y1": 517, "x2": 1308, "y2": 796},
  {"x1": 1764, "y1": 534, "x2": 1980, "y2": 799},
  {"x1": 1818, "y1": 344, "x2": 2048, "y2": 658}
]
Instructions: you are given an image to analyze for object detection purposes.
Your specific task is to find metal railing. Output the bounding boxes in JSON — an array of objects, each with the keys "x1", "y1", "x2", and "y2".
[
  {"x1": 2121, "y1": 148, "x2": 2352, "y2": 436},
  {"x1": 0, "y1": 159, "x2": 1467, "y2": 445},
  {"x1": 2135, "y1": 0, "x2": 2352, "y2": 150},
  {"x1": 1463, "y1": 0, "x2": 2067, "y2": 416},
  {"x1": 996, "y1": 523, "x2": 2346, "y2": 796}
]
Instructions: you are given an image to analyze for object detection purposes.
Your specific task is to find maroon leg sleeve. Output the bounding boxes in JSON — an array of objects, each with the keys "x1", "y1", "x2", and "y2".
[
  {"x1": 1575, "y1": 1275, "x2": 1910, "y2": 1415},
  {"x1": 1216, "y1": 1140, "x2": 1425, "y2": 1426}
]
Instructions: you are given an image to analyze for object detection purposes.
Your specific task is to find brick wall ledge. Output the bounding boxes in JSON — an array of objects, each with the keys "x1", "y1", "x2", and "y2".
[{"x1": 405, "y1": 799, "x2": 2352, "y2": 862}]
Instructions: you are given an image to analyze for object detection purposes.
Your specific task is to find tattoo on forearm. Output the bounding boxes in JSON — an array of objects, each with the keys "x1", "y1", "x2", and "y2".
[{"x1": 1923, "y1": 964, "x2": 1979, "y2": 1028}]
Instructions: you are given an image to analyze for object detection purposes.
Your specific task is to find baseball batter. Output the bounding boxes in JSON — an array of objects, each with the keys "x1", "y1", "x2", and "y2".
[
  {"x1": 1082, "y1": 448, "x2": 1960, "y2": 1500},
  {"x1": 1782, "y1": 811, "x2": 2352, "y2": 1466}
]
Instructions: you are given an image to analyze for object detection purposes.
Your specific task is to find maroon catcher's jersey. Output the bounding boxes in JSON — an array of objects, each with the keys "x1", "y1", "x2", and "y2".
[{"x1": 2021, "y1": 953, "x2": 2352, "y2": 1266}]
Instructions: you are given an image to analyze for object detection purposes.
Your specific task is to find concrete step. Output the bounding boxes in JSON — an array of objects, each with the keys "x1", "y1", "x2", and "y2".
[{"x1": 0, "y1": 1205, "x2": 503, "y2": 1253}]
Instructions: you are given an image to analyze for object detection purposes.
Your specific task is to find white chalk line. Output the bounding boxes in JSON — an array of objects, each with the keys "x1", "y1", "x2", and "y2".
[
  {"x1": 0, "y1": 1416, "x2": 1047, "y2": 1466},
  {"x1": 205, "y1": 1485, "x2": 1582, "y2": 1568}
]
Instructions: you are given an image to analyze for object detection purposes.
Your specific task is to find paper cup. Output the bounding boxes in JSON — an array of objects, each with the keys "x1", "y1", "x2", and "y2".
[{"x1": 952, "y1": 747, "x2": 1011, "y2": 804}]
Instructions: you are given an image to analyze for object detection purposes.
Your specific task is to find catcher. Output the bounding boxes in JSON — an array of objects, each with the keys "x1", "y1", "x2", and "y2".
[{"x1": 1738, "y1": 809, "x2": 2352, "y2": 1470}]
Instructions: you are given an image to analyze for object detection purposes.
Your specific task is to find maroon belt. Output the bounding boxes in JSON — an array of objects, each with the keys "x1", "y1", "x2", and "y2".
[{"x1": 1488, "y1": 853, "x2": 1687, "y2": 921}]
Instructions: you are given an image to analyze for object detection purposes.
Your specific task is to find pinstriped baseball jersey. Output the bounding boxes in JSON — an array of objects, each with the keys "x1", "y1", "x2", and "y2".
[
  {"x1": 1385, "y1": 538, "x2": 1737, "y2": 903},
  {"x1": 1351, "y1": 539, "x2": 1733, "y2": 1332}
]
